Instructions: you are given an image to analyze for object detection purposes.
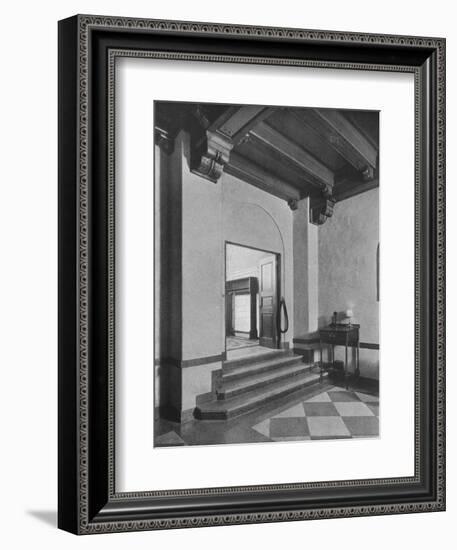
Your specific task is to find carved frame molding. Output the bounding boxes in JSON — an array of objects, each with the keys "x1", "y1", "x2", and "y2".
[{"x1": 58, "y1": 14, "x2": 445, "y2": 534}]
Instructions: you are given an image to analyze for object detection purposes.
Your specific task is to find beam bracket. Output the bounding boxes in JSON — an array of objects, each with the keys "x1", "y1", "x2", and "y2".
[
  {"x1": 155, "y1": 127, "x2": 175, "y2": 155},
  {"x1": 190, "y1": 129, "x2": 233, "y2": 183},
  {"x1": 310, "y1": 183, "x2": 336, "y2": 225}
]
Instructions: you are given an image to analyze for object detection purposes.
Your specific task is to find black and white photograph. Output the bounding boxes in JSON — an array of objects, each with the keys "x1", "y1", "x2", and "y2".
[{"x1": 154, "y1": 101, "x2": 380, "y2": 447}]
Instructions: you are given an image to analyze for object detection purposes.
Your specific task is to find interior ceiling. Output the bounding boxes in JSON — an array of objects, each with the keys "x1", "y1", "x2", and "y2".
[{"x1": 155, "y1": 101, "x2": 379, "y2": 207}]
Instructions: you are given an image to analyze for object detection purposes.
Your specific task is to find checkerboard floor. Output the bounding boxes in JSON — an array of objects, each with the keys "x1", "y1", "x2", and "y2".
[
  {"x1": 252, "y1": 387, "x2": 379, "y2": 441},
  {"x1": 154, "y1": 383, "x2": 379, "y2": 447}
]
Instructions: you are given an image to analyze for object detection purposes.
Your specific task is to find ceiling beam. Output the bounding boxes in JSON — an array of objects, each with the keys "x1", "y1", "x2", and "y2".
[
  {"x1": 334, "y1": 178, "x2": 379, "y2": 202},
  {"x1": 290, "y1": 108, "x2": 378, "y2": 180},
  {"x1": 225, "y1": 153, "x2": 301, "y2": 203},
  {"x1": 190, "y1": 106, "x2": 275, "y2": 182},
  {"x1": 249, "y1": 122, "x2": 335, "y2": 192},
  {"x1": 211, "y1": 106, "x2": 275, "y2": 144}
]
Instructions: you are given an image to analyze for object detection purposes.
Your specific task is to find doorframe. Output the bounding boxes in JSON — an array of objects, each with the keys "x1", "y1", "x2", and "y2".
[{"x1": 224, "y1": 240, "x2": 281, "y2": 356}]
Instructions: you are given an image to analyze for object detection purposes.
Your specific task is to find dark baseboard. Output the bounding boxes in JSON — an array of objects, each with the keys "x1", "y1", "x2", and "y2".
[
  {"x1": 328, "y1": 372, "x2": 379, "y2": 392},
  {"x1": 294, "y1": 336, "x2": 379, "y2": 351},
  {"x1": 359, "y1": 342, "x2": 380, "y2": 350},
  {"x1": 293, "y1": 348, "x2": 314, "y2": 362},
  {"x1": 293, "y1": 335, "x2": 320, "y2": 345},
  {"x1": 156, "y1": 405, "x2": 195, "y2": 423},
  {"x1": 155, "y1": 353, "x2": 224, "y2": 369}
]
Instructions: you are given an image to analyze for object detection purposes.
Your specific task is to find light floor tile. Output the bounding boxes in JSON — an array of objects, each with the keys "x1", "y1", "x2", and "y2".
[
  {"x1": 252, "y1": 418, "x2": 271, "y2": 438},
  {"x1": 307, "y1": 416, "x2": 351, "y2": 437},
  {"x1": 305, "y1": 392, "x2": 331, "y2": 403},
  {"x1": 272, "y1": 403, "x2": 307, "y2": 418},
  {"x1": 333, "y1": 401, "x2": 375, "y2": 417}
]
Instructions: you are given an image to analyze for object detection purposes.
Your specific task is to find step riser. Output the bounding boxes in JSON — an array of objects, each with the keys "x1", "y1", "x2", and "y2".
[
  {"x1": 196, "y1": 376, "x2": 321, "y2": 420},
  {"x1": 218, "y1": 365, "x2": 314, "y2": 400},
  {"x1": 223, "y1": 350, "x2": 291, "y2": 371},
  {"x1": 222, "y1": 357, "x2": 303, "y2": 382}
]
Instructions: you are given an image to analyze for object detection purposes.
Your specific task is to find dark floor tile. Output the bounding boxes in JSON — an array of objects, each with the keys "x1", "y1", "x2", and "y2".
[
  {"x1": 329, "y1": 376, "x2": 379, "y2": 395},
  {"x1": 302, "y1": 402, "x2": 339, "y2": 416},
  {"x1": 155, "y1": 418, "x2": 181, "y2": 437},
  {"x1": 154, "y1": 430, "x2": 185, "y2": 446},
  {"x1": 327, "y1": 390, "x2": 361, "y2": 403},
  {"x1": 224, "y1": 426, "x2": 273, "y2": 444},
  {"x1": 269, "y1": 417, "x2": 309, "y2": 438},
  {"x1": 366, "y1": 402, "x2": 379, "y2": 416},
  {"x1": 342, "y1": 416, "x2": 379, "y2": 437}
]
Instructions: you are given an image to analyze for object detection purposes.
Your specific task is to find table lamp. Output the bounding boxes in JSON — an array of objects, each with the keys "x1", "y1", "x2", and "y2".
[{"x1": 345, "y1": 309, "x2": 353, "y2": 326}]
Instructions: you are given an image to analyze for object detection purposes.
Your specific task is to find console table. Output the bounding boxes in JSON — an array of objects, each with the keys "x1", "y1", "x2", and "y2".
[{"x1": 319, "y1": 324, "x2": 360, "y2": 389}]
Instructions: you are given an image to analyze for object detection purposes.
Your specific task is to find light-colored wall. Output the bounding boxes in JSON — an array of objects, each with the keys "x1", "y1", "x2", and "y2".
[
  {"x1": 222, "y1": 174, "x2": 294, "y2": 347},
  {"x1": 158, "y1": 133, "x2": 295, "y2": 413},
  {"x1": 181, "y1": 143, "x2": 223, "y2": 361},
  {"x1": 318, "y1": 188, "x2": 379, "y2": 378},
  {"x1": 226, "y1": 244, "x2": 271, "y2": 281},
  {"x1": 293, "y1": 197, "x2": 319, "y2": 337}
]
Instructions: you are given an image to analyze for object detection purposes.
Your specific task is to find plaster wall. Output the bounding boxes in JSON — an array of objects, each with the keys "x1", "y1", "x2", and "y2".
[
  {"x1": 293, "y1": 197, "x2": 319, "y2": 338},
  {"x1": 156, "y1": 133, "x2": 296, "y2": 414},
  {"x1": 181, "y1": 145, "x2": 224, "y2": 361},
  {"x1": 318, "y1": 188, "x2": 380, "y2": 379},
  {"x1": 222, "y1": 173, "x2": 294, "y2": 347}
]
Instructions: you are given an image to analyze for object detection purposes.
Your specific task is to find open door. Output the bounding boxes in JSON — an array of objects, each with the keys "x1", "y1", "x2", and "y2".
[{"x1": 258, "y1": 254, "x2": 279, "y2": 348}]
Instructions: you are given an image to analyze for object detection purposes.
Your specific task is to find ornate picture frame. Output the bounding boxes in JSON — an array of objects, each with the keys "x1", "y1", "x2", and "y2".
[{"x1": 58, "y1": 14, "x2": 445, "y2": 534}]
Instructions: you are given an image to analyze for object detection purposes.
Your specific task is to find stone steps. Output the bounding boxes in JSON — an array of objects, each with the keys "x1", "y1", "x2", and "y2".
[
  {"x1": 222, "y1": 349, "x2": 291, "y2": 371},
  {"x1": 195, "y1": 350, "x2": 320, "y2": 420},
  {"x1": 222, "y1": 354, "x2": 301, "y2": 383},
  {"x1": 218, "y1": 362, "x2": 313, "y2": 400}
]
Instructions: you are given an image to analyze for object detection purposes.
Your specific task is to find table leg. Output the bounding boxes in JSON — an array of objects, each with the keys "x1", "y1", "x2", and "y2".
[
  {"x1": 356, "y1": 341, "x2": 360, "y2": 378},
  {"x1": 319, "y1": 339, "x2": 323, "y2": 383},
  {"x1": 345, "y1": 341, "x2": 348, "y2": 390}
]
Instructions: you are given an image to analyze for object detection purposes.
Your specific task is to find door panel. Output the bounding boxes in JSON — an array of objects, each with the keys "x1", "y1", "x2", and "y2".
[
  {"x1": 225, "y1": 292, "x2": 233, "y2": 336},
  {"x1": 259, "y1": 255, "x2": 279, "y2": 348}
]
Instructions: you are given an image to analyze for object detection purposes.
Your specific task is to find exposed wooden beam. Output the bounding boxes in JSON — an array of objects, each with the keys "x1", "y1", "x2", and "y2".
[
  {"x1": 190, "y1": 106, "x2": 275, "y2": 182},
  {"x1": 212, "y1": 106, "x2": 275, "y2": 144},
  {"x1": 249, "y1": 122, "x2": 334, "y2": 192},
  {"x1": 225, "y1": 153, "x2": 301, "y2": 203},
  {"x1": 290, "y1": 108, "x2": 378, "y2": 179},
  {"x1": 334, "y1": 178, "x2": 379, "y2": 202}
]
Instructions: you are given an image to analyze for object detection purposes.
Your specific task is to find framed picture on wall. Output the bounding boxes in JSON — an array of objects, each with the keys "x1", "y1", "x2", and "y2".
[{"x1": 58, "y1": 15, "x2": 446, "y2": 534}]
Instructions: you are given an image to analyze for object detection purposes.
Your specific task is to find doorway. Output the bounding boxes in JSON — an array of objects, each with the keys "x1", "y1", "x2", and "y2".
[{"x1": 225, "y1": 242, "x2": 280, "y2": 357}]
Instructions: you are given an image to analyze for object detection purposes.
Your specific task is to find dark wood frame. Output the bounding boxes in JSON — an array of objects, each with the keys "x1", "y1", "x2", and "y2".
[
  {"x1": 225, "y1": 277, "x2": 258, "y2": 339},
  {"x1": 58, "y1": 14, "x2": 445, "y2": 534}
]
